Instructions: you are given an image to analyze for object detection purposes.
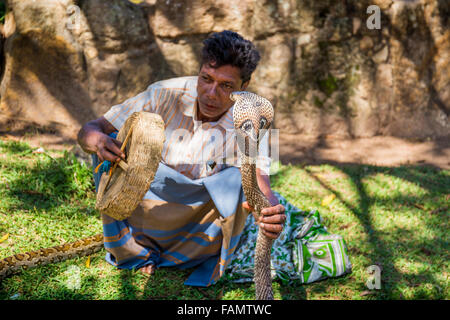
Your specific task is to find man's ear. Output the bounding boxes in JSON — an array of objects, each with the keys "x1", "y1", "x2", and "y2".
[{"x1": 240, "y1": 80, "x2": 249, "y2": 90}]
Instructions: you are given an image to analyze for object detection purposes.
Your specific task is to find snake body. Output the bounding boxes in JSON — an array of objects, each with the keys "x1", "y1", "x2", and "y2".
[
  {"x1": 0, "y1": 234, "x2": 103, "y2": 280},
  {"x1": 0, "y1": 92, "x2": 275, "y2": 301}
]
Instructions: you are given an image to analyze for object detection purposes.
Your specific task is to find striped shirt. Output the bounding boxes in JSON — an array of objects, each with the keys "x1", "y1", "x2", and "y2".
[{"x1": 103, "y1": 76, "x2": 271, "y2": 180}]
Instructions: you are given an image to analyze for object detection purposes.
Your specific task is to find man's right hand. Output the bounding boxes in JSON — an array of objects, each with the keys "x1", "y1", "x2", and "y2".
[
  {"x1": 77, "y1": 117, "x2": 126, "y2": 163},
  {"x1": 94, "y1": 132, "x2": 125, "y2": 163}
]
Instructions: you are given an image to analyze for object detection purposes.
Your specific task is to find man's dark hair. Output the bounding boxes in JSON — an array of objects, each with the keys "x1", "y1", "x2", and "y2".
[{"x1": 201, "y1": 30, "x2": 261, "y2": 84}]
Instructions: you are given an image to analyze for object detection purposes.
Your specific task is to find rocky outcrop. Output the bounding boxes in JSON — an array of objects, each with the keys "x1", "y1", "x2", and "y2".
[{"x1": 0, "y1": 0, "x2": 448, "y2": 139}]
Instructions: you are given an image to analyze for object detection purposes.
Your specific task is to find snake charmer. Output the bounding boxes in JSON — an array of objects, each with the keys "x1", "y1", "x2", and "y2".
[{"x1": 77, "y1": 30, "x2": 286, "y2": 286}]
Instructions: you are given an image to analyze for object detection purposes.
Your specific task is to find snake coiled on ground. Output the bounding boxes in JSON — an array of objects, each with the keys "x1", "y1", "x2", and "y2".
[
  {"x1": 0, "y1": 112, "x2": 165, "y2": 281},
  {"x1": 0, "y1": 92, "x2": 275, "y2": 300}
]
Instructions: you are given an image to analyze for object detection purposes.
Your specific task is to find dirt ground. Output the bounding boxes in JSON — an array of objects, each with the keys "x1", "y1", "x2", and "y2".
[
  {"x1": 278, "y1": 134, "x2": 450, "y2": 170},
  {"x1": 1, "y1": 118, "x2": 448, "y2": 170}
]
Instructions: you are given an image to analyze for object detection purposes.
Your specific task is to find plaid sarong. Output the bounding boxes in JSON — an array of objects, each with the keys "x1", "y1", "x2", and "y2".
[{"x1": 93, "y1": 154, "x2": 248, "y2": 287}]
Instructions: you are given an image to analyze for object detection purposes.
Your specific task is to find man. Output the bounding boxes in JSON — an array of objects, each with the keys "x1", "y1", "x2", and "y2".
[{"x1": 78, "y1": 30, "x2": 286, "y2": 285}]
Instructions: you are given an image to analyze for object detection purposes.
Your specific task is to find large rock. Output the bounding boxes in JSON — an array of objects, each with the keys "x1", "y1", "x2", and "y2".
[
  {"x1": 0, "y1": 0, "x2": 90, "y2": 136},
  {"x1": 0, "y1": 0, "x2": 448, "y2": 139},
  {"x1": 0, "y1": 0, "x2": 166, "y2": 136}
]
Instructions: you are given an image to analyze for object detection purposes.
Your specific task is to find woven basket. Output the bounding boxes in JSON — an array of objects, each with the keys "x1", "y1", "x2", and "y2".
[{"x1": 95, "y1": 112, "x2": 165, "y2": 220}]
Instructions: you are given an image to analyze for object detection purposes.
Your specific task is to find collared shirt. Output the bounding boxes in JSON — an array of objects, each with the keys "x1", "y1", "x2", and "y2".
[{"x1": 103, "y1": 76, "x2": 271, "y2": 179}]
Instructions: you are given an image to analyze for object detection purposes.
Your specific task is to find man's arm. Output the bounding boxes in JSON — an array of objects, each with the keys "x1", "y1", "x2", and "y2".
[
  {"x1": 255, "y1": 168, "x2": 279, "y2": 206},
  {"x1": 77, "y1": 116, "x2": 125, "y2": 163},
  {"x1": 243, "y1": 168, "x2": 286, "y2": 239}
]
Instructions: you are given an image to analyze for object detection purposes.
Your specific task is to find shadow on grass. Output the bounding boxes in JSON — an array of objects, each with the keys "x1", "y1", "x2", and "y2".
[
  {"x1": 138, "y1": 267, "x2": 310, "y2": 300},
  {"x1": 118, "y1": 269, "x2": 140, "y2": 300},
  {"x1": 141, "y1": 267, "x2": 208, "y2": 300},
  {"x1": 271, "y1": 162, "x2": 448, "y2": 299},
  {"x1": 278, "y1": 280, "x2": 308, "y2": 300},
  {"x1": 0, "y1": 140, "x2": 97, "y2": 214},
  {"x1": 0, "y1": 257, "x2": 100, "y2": 300},
  {"x1": 1, "y1": 139, "x2": 447, "y2": 299}
]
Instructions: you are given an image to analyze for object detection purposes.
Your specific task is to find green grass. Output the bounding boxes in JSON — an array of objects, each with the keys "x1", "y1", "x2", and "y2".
[
  {"x1": 0, "y1": 1, "x2": 5, "y2": 24},
  {"x1": 0, "y1": 138, "x2": 448, "y2": 300}
]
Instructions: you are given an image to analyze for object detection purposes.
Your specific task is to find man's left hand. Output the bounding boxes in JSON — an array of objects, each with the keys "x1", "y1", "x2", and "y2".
[{"x1": 242, "y1": 202, "x2": 286, "y2": 240}]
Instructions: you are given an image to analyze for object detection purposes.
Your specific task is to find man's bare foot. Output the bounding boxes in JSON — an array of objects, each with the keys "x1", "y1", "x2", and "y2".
[{"x1": 140, "y1": 264, "x2": 155, "y2": 275}]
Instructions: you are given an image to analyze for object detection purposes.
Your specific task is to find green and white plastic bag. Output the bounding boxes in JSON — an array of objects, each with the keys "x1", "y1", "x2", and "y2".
[{"x1": 225, "y1": 192, "x2": 352, "y2": 284}]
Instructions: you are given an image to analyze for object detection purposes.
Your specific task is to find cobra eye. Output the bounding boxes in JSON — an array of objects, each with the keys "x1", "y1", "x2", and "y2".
[
  {"x1": 242, "y1": 121, "x2": 252, "y2": 132},
  {"x1": 259, "y1": 117, "x2": 267, "y2": 129}
]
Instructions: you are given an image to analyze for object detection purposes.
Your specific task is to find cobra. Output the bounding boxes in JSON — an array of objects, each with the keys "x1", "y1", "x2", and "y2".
[
  {"x1": 231, "y1": 91, "x2": 275, "y2": 300},
  {"x1": 0, "y1": 92, "x2": 275, "y2": 300}
]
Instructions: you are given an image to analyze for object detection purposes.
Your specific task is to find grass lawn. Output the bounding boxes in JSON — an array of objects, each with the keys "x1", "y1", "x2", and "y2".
[{"x1": 0, "y1": 138, "x2": 448, "y2": 300}]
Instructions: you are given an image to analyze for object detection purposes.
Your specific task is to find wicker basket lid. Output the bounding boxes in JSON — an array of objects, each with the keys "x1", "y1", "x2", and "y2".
[{"x1": 95, "y1": 111, "x2": 165, "y2": 220}]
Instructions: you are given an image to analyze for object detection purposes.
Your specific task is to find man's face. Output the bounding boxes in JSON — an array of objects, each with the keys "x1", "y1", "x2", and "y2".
[{"x1": 196, "y1": 63, "x2": 249, "y2": 122}]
